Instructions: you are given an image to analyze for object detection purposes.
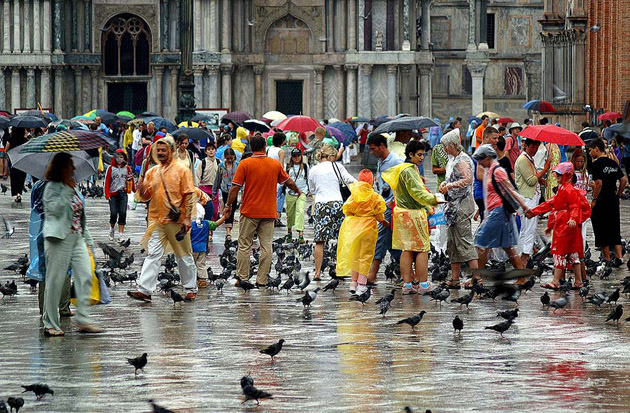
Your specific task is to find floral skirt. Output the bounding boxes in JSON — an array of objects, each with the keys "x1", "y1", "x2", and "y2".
[
  {"x1": 313, "y1": 201, "x2": 345, "y2": 242},
  {"x1": 392, "y1": 206, "x2": 430, "y2": 252}
]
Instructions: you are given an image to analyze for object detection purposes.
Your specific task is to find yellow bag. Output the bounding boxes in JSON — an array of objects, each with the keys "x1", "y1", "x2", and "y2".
[{"x1": 70, "y1": 250, "x2": 100, "y2": 306}]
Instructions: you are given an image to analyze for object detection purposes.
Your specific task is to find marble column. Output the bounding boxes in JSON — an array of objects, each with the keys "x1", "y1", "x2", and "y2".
[
  {"x1": 358, "y1": 64, "x2": 372, "y2": 118},
  {"x1": 479, "y1": 0, "x2": 488, "y2": 50},
  {"x1": 23, "y1": 0, "x2": 31, "y2": 52},
  {"x1": 40, "y1": 68, "x2": 51, "y2": 108},
  {"x1": 53, "y1": 0, "x2": 62, "y2": 53},
  {"x1": 314, "y1": 66, "x2": 325, "y2": 120},
  {"x1": 0, "y1": 69, "x2": 5, "y2": 108},
  {"x1": 326, "y1": 0, "x2": 334, "y2": 52},
  {"x1": 26, "y1": 67, "x2": 36, "y2": 108},
  {"x1": 466, "y1": 60, "x2": 488, "y2": 116},
  {"x1": 387, "y1": 65, "x2": 397, "y2": 116},
  {"x1": 340, "y1": 1, "x2": 347, "y2": 51},
  {"x1": 83, "y1": 0, "x2": 91, "y2": 51},
  {"x1": 90, "y1": 68, "x2": 98, "y2": 109},
  {"x1": 400, "y1": 65, "x2": 412, "y2": 114},
  {"x1": 194, "y1": 0, "x2": 202, "y2": 51},
  {"x1": 193, "y1": 67, "x2": 204, "y2": 107},
  {"x1": 155, "y1": 67, "x2": 164, "y2": 115},
  {"x1": 345, "y1": 64, "x2": 358, "y2": 117},
  {"x1": 71, "y1": 0, "x2": 78, "y2": 51},
  {"x1": 221, "y1": 0, "x2": 230, "y2": 52},
  {"x1": 208, "y1": 65, "x2": 220, "y2": 107},
  {"x1": 209, "y1": 0, "x2": 219, "y2": 52},
  {"x1": 402, "y1": 0, "x2": 410, "y2": 50},
  {"x1": 3, "y1": 2, "x2": 10, "y2": 52},
  {"x1": 334, "y1": 65, "x2": 345, "y2": 119},
  {"x1": 254, "y1": 65, "x2": 263, "y2": 117},
  {"x1": 33, "y1": 0, "x2": 41, "y2": 52},
  {"x1": 74, "y1": 67, "x2": 83, "y2": 114},
  {"x1": 13, "y1": 0, "x2": 21, "y2": 53},
  {"x1": 418, "y1": 64, "x2": 432, "y2": 116},
  {"x1": 572, "y1": 32, "x2": 586, "y2": 104},
  {"x1": 357, "y1": 0, "x2": 364, "y2": 51},
  {"x1": 170, "y1": 66, "x2": 178, "y2": 119},
  {"x1": 202, "y1": 66, "x2": 210, "y2": 107},
  {"x1": 221, "y1": 65, "x2": 232, "y2": 109},
  {"x1": 467, "y1": 0, "x2": 475, "y2": 50},
  {"x1": 161, "y1": 0, "x2": 169, "y2": 51},
  {"x1": 54, "y1": 67, "x2": 63, "y2": 115},
  {"x1": 348, "y1": 0, "x2": 357, "y2": 51},
  {"x1": 43, "y1": 0, "x2": 51, "y2": 52},
  {"x1": 11, "y1": 68, "x2": 20, "y2": 111},
  {"x1": 420, "y1": 0, "x2": 431, "y2": 50},
  {"x1": 173, "y1": 0, "x2": 180, "y2": 51}
]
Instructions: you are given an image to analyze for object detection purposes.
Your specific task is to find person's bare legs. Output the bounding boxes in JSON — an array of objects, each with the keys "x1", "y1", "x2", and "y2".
[
  {"x1": 400, "y1": 251, "x2": 414, "y2": 283},
  {"x1": 477, "y1": 247, "x2": 488, "y2": 269},
  {"x1": 614, "y1": 244, "x2": 623, "y2": 260},
  {"x1": 414, "y1": 252, "x2": 429, "y2": 283},
  {"x1": 314, "y1": 241, "x2": 324, "y2": 279},
  {"x1": 572, "y1": 262, "x2": 583, "y2": 285},
  {"x1": 520, "y1": 253, "x2": 530, "y2": 269},
  {"x1": 367, "y1": 259, "x2": 381, "y2": 284},
  {"x1": 601, "y1": 246, "x2": 611, "y2": 261}
]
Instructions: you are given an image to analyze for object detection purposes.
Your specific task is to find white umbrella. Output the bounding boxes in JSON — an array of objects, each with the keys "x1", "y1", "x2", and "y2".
[{"x1": 262, "y1": 111, "x2": 287, "y2": 121}]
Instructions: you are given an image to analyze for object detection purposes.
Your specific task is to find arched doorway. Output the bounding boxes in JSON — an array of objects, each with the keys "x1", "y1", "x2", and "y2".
[{"x1": 102, "y1": 13, "x2": 151, "y2": 113}]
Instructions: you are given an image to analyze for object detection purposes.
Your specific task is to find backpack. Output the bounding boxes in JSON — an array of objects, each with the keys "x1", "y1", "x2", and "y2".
[
  {"x1": 490, "y1": 165, "x2": 517, "y2": 215},
  {"x1": 200, "y1": 157, "x2": 221, "y2": 178}
]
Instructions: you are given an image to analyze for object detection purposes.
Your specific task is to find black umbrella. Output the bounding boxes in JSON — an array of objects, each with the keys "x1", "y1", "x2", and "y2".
[
  {"x1": 371, "y1": 115, "x2": 393, "y2": 127},
  {"x1": 172, "y1": 127, "x2": 215, "y2": 141},
  {"x1": 0, "y1": 116, "x2": 10, "y2": 129},
  {"x1": 95, "y1": 111, "x2": 119, "y2": 125},
  {"x1": 9, "y1": 115, "x2": 48, "y2": 128},
  {"x1": 243, "y1": 119, "x2": 271, "y2": 133},
  {"x1": 138, "y1": 111, "x2": 160, "y2": 118},
  {"x1": 372, "y1": 116, "x2": 440, "y2": 135},
  {"x1": 117, "y1": 115, "x2": 133, "y2": 123}
]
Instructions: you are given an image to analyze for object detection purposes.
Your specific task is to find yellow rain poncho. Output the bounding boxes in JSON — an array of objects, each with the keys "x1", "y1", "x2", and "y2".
[
  {"x1": 336, "y1": 181, "x2": 386, "y2": 277},
  {"x1": 382, "y1": 163, "x2": 438, "y2": 252},
  {"x1": 231, "y1": 127, "x2": 248, "y2": 153}
]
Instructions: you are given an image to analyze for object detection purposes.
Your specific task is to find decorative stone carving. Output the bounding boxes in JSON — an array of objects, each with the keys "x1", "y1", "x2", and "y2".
[
  {"x1": 93, "y1": 4, "x2": 159, "y2": 53},
  {"x1": 504, "y1": 66, "x2": 523, "y2": 96},
  {"x1": 255, "y1": 3, "x2": 323, "y2": 53},
  {"x1": 265, "y1": 14, "x2": 312, "y2": 54},
  {"x1": 375, "y1": 31, "x2": 383, "y2": 51}
]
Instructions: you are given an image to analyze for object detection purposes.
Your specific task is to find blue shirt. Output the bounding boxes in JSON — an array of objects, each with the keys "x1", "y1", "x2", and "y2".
[
  {"x1": 376, "y1": 152, "x2": 403, "y2": 203},
  {"x1": 472, "y1": 158, "x2": 483, "y2": 200},
  {"x1": 191, "y1": 220, "x2": 210, "y2": 253},
  {"x1": 216, "y1": 145, "x2": 242, "y2": 162}
]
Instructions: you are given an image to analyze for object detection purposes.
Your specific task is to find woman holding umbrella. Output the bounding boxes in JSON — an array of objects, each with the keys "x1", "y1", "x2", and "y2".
[{"x1": 5, "y1": 127, "x2": 29, "y2": 202}]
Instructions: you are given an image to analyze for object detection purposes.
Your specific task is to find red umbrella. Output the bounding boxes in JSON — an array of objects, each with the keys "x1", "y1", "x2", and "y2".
[
  {"x1": 498, "y1": 117, "x2": 514, "y2": 124},
  {"x1": 275, "y1": 115, "x2": 321, "y2": 134},
  {"x1": 519, "y1": 125, "x2": 584, "y2": 146},
  {"x1": 597, "y1": 112, "x2": 622, "y2": 122}
]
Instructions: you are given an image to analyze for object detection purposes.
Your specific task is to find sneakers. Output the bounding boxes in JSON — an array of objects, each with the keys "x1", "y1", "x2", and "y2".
[
  {"x1": 285, "y1": 233, "x2": 293, "y2": 242},
  {"x1": 197, "y1": 279, "x2": 208, "y2": 289},
  {"x1": 416, "y1": 282, "x2": 435, "y2": 294},
  {"x1": 109, "y1": 229, "x2": 115, "y2": 241},
  {"x1": 402, "y1": 285, "x2": 416, "y2": 295},
  {"x1": 127, "y1": 290, "x2": 152, "y2": 302},
  {"x1": 349, "y1": 281, "x2": 357, "y2": 294},
  {"x1": 184, "y1": 292, "x2": 197, "y2": 301},
  {"x1": 274, "y1": 219, "x2": 286, "y2": 227},
  {"x1": 356, "y1": 284, "x2": 368, "y2": 295},
  {"x1": 612, "y1": 258, "x2": 623, "y2": 268},
  {"x1": 298, "y1": 235, "x2": 305, "y2": 244}
]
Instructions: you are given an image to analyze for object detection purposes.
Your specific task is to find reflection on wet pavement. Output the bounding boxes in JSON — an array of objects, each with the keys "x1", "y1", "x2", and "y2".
[{"x1": 1, "y1": 162, "x2": 630, "y2": 412}]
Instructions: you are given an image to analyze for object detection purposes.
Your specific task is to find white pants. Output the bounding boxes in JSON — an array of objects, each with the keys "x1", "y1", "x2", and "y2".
[
  {"x1": 434, "y1": 225, "x2": 448, "y2": 254},
  {"x1": 518, "y1": 194, "x2": 540, "y2": 255},
  {"x1": 138, "y1": 231, "x2": 197, "y2": 295},
  {"x1": 582, "y1": 218, "x2": 589, "y2": 251},
  {"x1": 342, "y1": 147, "x2": 352, "y2": 164}
]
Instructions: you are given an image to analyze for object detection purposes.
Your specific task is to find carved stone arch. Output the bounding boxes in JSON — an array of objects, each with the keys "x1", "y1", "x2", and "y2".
[
  {"x1": 264, "y1": 14, "x2": 314, "y2": 54},
  {"x1": 93, "y1": 5, "x2": 159, "y2": 53},
  {"x1": 102, "y1": 13, "x2": 152, "y2": 76},
  {"x1": 255, "y1": 7, "x2": 322, "y2": 53}
]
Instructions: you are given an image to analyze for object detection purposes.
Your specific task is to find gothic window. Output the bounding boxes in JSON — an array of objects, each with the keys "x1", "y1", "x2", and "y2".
[
  {"x1": 102, "y1": 14, "x2": 151, "y2": 76},
  {"x1": 504, "y1": 67, "x2": 523, "y2": 96},
  {"x1": 265, "y1": 15, "x2": 312, "y2": 54}
]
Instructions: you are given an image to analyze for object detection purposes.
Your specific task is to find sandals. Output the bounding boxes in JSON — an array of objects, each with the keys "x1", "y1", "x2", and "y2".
[
  {"x1": 44, "y1": 328, "x2": 65, "y2": 337},
  {"x1": 445, "y1": 280, "x2": 461, "y2": 289},
  {"x1": 541, "y1": 282, "x2": 560, "y2": 290},
  {"x1": 464, "y1": 278, "x2": 482, "y2": 289},
  {"x1": 572, "y1": 282, "x2": 584, "y2": 290}
]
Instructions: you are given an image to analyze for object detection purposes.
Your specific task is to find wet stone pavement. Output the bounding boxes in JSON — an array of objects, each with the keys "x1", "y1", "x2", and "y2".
[{"x1": 1, "y1": 159, "x2": 630, "y2": 412}]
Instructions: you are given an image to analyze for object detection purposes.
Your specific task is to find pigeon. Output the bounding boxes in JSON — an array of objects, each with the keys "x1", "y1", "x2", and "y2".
[
  {"x1": 236, "y1": 279, "x2": 256, "y2": 292},
  {"x1": 452, "y1": 315, "x2": 463, "y2": 335},
  {"x1": 606, "y1": 305, "x2": 623, "y2": 324},
  {"x1": 298, "y1": 271, "x2": 311, "y2": 291},
  {"x1": 587, "y1": 293, "x2": 607, "y2": 308},
  {"x1": 170, "y1": 289, "x2": 184, "y2": 307},
  {"x1": 215, "y1": 278, "x2": 226, "y2": 291},
  {"x1": 349, "y1": 286, "x2": 372, "y2": 305},
  {"x1": 579, "y1": 284, "x2": 591, "y2": 300},
  {"x1": 396, "y1": 311, "x2": 427, "y2": 331},
  {"x1": 497, "y1": 308, "x2": 519, "y2": 321},
  {"x1": 607, "y1": 288, "x2": 620, "y2": 305},
  {"x1": 119, "y1": 238, "x2": 131, "y2": 248},
  {"x1": 296, "y1": 288, "x2": 320, "y2": 307},
  {"x1": 376, "y1": 289, "x2": 396, "y2": 305},
  {"x1": 259, "y1": 339, "x2": 285, "y2": 361},
  {"x1": 0, "y1": 400, "x2": 6, "y2": 413},
  {"x1": 127, "y1": 353, "x2": 148, "y2": 376},
  {"x1": 0, "y1": 281, "x2": 17, "y2": 299},
  {"x1": 322, "y1": 278, "x2": 339, "y2": 293},
  {"x1": 6, "y1": 397, "x2": 24, "y2": 413},
  {"x1": 379, "y1": 298, "x2": 392, "y2": 317},
  {"x1": 540, "y1": 291, "x2": 550, "y2": 307},
  {"x1": 451, "y1": 290, "x2": 474, "y2": 309},
  {"x1": 519, "y1": 276, "x2": 536, "y2": 293},
  {"x1": 240, "y1": 376, "x2": 273, "y2": 405},
  {"x1": 266, "y1": 276, "x2": 282, "y2": 290},
  {"x1": 280, "y1": 276, "x2": 294, "y2": 293},
  {"x1": 0, "y1": 183, "x2": 7, "y2": 194},
  {"x1": 21, "y1": 384, "x2": 54, "y2": 400},
  {"x1": 431, "y1": 288, "x2": 450, "y2": 305},
  {"x1": 1, "y1": 214, "x2": 14, "y2": 239},
  {"x1": 148, "y1": 399, "x2": 174, "y2": 413},
  {"x1": 485, "y1": 319, "x2": 513, "y2": 337},
  {"x1": 549, "y1": 294, "x2": 569, "y2": 313}
]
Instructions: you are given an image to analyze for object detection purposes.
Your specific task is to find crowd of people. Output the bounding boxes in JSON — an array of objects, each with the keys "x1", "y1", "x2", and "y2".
[{"x1": 1, "y1": 111, "x2": 628, "y2": 336}]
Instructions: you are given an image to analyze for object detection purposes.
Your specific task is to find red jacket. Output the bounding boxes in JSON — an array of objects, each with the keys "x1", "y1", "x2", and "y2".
[
  {"x1": 531, "y1": 182, "x2": 591, "y2": 257},
  {"x1": 104, "y1": 163, "x2": 136, "y2": 199}
]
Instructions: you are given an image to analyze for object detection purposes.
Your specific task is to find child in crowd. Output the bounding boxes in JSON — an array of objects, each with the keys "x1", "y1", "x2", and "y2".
[
  {"x1": 214, "y1": 148, "x2": 239, "y2": 241},
  {"x1": 192, "y1": 189, "x2": 227, "y2": 289}
]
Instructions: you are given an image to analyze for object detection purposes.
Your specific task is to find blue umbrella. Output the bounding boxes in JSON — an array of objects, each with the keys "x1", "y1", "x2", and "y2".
[
  {"x1": 468, "y1": 116, "x2": 481, "y2": 124},
  {"x1": 142, "y1": 116, "x2": 177, "y2": 133},
  {"x1": 523, "y1": 100, "x2": 555, "y2": 112},
  {"x1": 604, "y1": 122, "x2": 630, "y2": 140},
  {"x1": 329, "y1": 122, "x2": 357, "y2": 145}
]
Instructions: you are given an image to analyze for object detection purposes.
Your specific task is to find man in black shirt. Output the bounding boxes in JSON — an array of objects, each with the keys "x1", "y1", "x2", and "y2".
[{"x1": 588, "y1": 138, "x2": 628, "y2": 266}]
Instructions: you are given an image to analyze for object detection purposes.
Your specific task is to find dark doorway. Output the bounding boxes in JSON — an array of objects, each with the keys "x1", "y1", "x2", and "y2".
[
  {"x1": 276, "y1": 80, "x2": 303, "y2": 115},
  {"x1": 107, "y1": 82, "x2": 147, "y2": 114}
]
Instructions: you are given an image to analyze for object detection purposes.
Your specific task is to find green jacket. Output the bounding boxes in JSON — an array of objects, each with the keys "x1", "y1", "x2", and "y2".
[
  {"x1": 43, "y1": 181, "x2": 94, "y2": 246},
  {"x1": 382, "y1": 163, "x2": 438, "y2": 211},
  {"x1": 514, "y1": 153, "x2": 538, "y2": 199}
]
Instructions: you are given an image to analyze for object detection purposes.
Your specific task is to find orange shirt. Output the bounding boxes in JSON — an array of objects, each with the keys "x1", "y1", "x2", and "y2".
[
  {"x1": 474, "y1": 125, "x2": 485, "y2": 148},
  {"x1": 141, "y1": 160, "x2": 196, "y2": 225},
  {"x1": 232, "y1": 153, "x2": 290, "y2": 219}
]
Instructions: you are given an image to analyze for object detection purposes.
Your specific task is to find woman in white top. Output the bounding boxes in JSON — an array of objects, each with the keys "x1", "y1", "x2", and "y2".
[
  {"x1": 267, "y1": 132, "x2": 287, "y2": 226},
  {"x1": 308, "y1": 144, "x2": 356, "y2": 280}
]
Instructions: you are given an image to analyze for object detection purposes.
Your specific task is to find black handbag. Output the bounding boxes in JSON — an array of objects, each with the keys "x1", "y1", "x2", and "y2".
[
  {"x1": 160, "y1": 172, "x2": 181, "y2": 222},
  {"x1": 331, "y1": 161, "x2": 351, "y2": 202}
]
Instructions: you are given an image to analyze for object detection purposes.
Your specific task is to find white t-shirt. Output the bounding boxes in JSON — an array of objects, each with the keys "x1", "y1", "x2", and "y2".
[
  {"x1": 308, "y1": 161, "x2": 356, "y2": 204},
  {"x1": 267, "y1": 146, "x2": 283, "y2": 165},
  {"x1": 132, "y1": 129, "x2": 142, "y2": 151}
]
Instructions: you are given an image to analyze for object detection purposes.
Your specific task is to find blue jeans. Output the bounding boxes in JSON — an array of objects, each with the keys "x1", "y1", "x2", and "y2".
[{"x1": 276, "y1": 185, "x2": 285, "y2": 214}]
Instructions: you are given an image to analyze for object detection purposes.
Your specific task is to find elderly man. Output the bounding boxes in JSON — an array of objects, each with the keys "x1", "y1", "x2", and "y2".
[
  {"x1": 128, "y1": 136, "x2": 199, "y2": 303},
  {"x1": 224, "y1": 135, "x2": 302, "y2": 287}
]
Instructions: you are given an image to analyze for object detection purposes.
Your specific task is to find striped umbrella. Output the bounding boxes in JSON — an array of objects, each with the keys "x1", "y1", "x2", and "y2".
[{"x1": 18, "y1": 129, "x2": 111, "y2": 153}]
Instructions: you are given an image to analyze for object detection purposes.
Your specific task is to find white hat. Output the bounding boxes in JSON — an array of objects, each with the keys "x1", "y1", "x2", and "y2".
[
  {"x1": 492, "y1": 124, "x2": 500, "y2": 131},
  {"x1": 509, "y1": 122, "x2": 522, "y2": 131}
]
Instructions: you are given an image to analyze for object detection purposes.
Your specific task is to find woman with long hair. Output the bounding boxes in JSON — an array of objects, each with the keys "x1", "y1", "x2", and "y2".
[
  {"x1": 285, "y1": 148, "x2": 308, "y2": 243},
  {"x1": 42, "y1": 152, "x2": 102, "y2": 336},
  {"x1": 104, "y1": 149, "x2": 135, "y2": 241},
  {"x1": 214, "y1": 148, "x2": 239, "y2": 241}
]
